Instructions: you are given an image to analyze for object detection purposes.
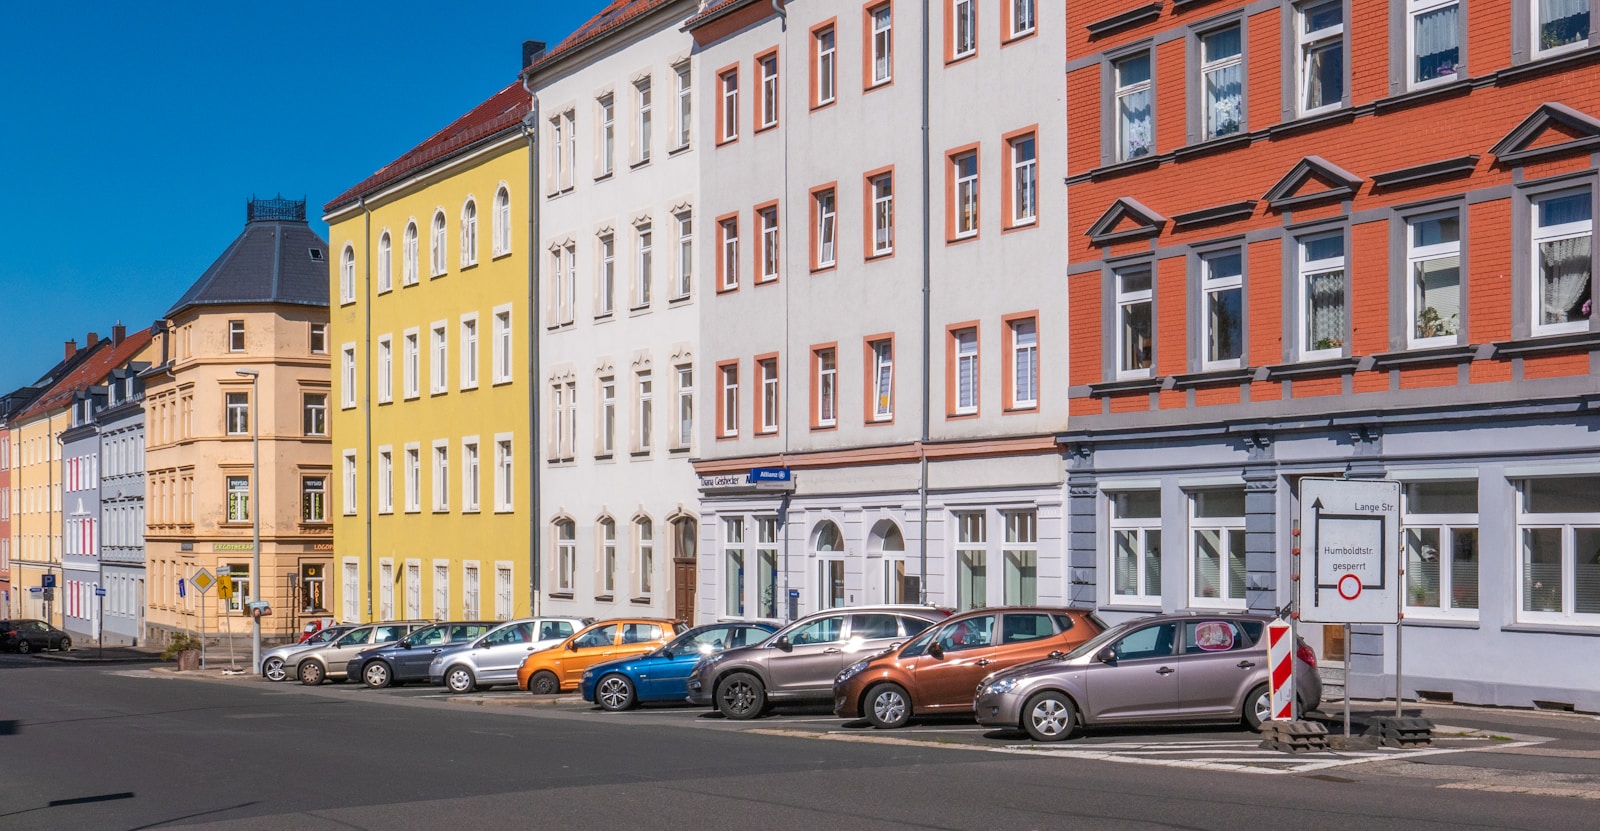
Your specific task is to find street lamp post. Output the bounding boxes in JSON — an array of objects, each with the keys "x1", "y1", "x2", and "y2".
[{"x1": 236, "y1": 369, "x2": 261, "y2": 675}]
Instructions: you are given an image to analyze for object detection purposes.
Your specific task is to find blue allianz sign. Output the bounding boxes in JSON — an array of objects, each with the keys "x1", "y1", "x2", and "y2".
[{"x1": 747, "y1": 468, "x2": 792, "y2": 483}]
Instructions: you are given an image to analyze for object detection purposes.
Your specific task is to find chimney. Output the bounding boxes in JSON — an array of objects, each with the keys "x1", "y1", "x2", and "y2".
[
  {"x1": 522, "y1": 39, "x2": 546, "y2": 68},
  {"x1": 65, "y1": 339, "x2": 78, "y2": 359},
  {"x1": 86, "y1": 331, "x2": 99, "y2": 348},
  {"x1": 113, "y1": 323, "x2": 126, "y2": 345}
]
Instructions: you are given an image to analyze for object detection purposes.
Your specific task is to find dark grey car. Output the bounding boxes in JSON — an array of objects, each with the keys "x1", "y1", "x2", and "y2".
[{"x1": 347, "y1": 621, "x2": 496, "y2": 688}]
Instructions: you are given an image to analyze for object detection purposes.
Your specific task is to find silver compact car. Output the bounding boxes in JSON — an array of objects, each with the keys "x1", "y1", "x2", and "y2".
[
  {"x1": 974, "y1": 612, "x2": 1322, "y2": 741},
  {"x1": 260, "y1": 625, "x2": 356, "y2": 681},
  {"x1": 429, "y1": 616, "x2": 591, "y2": 692},
  {"x1": 294, "y1": 621, "x2": 429, "y2": 685}
]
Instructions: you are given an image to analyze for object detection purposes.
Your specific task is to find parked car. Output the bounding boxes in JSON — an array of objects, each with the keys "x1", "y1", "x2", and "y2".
[
  {"x1": 517, "y1": 618, "x2": 686, "y2": 694},
  {"x1": 0, "y1": 619, "x2": 71, "y2": 653},
  {"x1": 580, "y1": 621, "x2": 778, "y2": 711},
  {"x1": 262, "y1": 625, "x2": 357, "y2": 681},
  {"x1": 834, "y1": 607, "x2": 1105, "y2": 729},
  {"x1": 294, "y1": 621, "x2": 429, "y2": 685},
  {"x1": 429, "y1": 617, "x2": 592, "y2": 693},
  {"x1": 973, "y1": 612, "x2": 1323, "y2": 741},
  {"x1": 687, "y1": 605, "x2": 952, "y2": 719},
  {"x1": 347, "y1": 621, "x2": 496, "y2": 688}
]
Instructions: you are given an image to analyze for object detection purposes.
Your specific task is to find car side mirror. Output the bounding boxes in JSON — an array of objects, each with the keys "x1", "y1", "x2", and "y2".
[
  {"x1": 1096, "y1": 647, "x2": 1117, "y2": 664},
  {"x1": 928, "y1": 642, "x2": 945, "y2": 660},
  {"x1": 774, "y1": 636, "x2": 792, "y2": 651},
  {"x1": 567, "y1": 641, "x2": 579, "y2": 651}
]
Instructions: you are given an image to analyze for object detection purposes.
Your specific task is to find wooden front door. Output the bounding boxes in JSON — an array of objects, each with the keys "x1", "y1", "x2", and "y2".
[
  {"x1": 1323, "y1": 625, "x2": 1346, "y2": 663},
  {"x1": 673, "y1": 559, "x2": 696, "y2": 622}
]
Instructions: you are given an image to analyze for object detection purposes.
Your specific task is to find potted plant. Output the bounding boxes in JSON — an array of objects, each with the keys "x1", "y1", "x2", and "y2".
[{"x1": 162, "y1": 632, "x2": 202, "y2": 670}]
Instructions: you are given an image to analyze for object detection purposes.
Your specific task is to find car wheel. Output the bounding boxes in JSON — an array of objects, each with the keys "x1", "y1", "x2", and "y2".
[
  {"x1": 866, "y1": 683, "x2": 913, "y2": 729},
  {"x1": 1022, "y1": 691, "x2": 1076, "y2": 742},
  {"x1": 1244, "y1": 684, "x2": 1272, "y2": 731},
  {"x1": 262, "y1": 657, "x2": 287, "y2": 682},
  {"x1": 363, "y1": 662, "x2": 392, "y2": 689},
  {"x1": 596, "y1": 673, "x2": 637, "y2": 711},
  {"x1": 58, "y1": 637, "x2": 71, "y2": 652},
  {"x1": 529, "y1": 670, "x2": 560, "y2": 695},
  {"x1": 715, "y1": 672, "x2": 766, "y2": 720},
  {"x1": 298, "y1": 661, "x2": 326, "y2": 686},
  {"x1": 445, "y1": 666, "x2": 477, "y2": 694},
  {"x1": 17, "y1": 640, "x2": 32, "y2": 654}
]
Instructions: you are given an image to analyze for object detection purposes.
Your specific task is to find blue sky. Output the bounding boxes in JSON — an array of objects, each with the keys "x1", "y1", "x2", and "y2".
[{"x1": 0, "y1": 0, "x2": 606, "y2": 394}]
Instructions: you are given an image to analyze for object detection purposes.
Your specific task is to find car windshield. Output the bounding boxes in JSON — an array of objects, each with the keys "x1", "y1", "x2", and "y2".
[
  {"x1": 896, "y1": 625, "x2": 941, "y2": 658},
  {"x1": 403, "y1": 625, "x2": 448, "y2": 647},
  {"x1": 1061, "y1": 620, "x2": 1139, "y2": 660}
]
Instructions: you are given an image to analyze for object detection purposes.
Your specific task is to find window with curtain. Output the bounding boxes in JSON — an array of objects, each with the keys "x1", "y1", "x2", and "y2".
[
  {"x1": 1410, "y1": 0, "x2": 1460, "y2": 86},
  {"x1": 871, "y1": 5, "x2": 892, "y2": 85},
  {"x1": 1408, "y1": 211, "x2": 1462, "y2": 345},
  {"x1": 1200, "y1": 26, "x2": 1242, "y2": 139},
  {"x1": 1299, "y1": 232, "x2": 1347, "y2": 357},
  {"x1": 1297, "y1": 0, "x2": 1344, "y2": 114},
  {"x1": 1536, "y1": 0, "x2": 1591, "y2": 55},
  {"x1": 1114, "y1": 53, "x2": 1152, "y2": 160},
  {"x1": 1010, "y1": 318, "x2": 1038, "y2": 408},
  {"x1": 954, "y1": 152, "x2": 978, "y2": 237},
  {"x1": 1517, "y1": 476, "x2": 1600, "y2": 621},
  {"x1": 1533, "y1": 189, "x2": 1593, "y2": 335},
  {"x1": 1190, "y1": 489, "x2": 1247, "y2": 607},
  {"x1": 954, "y1": 328, "x2": 977, "y2": 414}
]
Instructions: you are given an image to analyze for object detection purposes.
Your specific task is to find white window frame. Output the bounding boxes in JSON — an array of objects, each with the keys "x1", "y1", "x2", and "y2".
[
  {"x1": 340, "y1": 246, "x2": 355, "y2": 304},
  {"x1": 872, "y1": 339, "x2": 894, "y2": 421},
  {"x1": 1297, "y1": 231, "x2": 1348, "y2": 360},
  {"x1": 556, "y1": 519, "x2": 576, "y2": 593},
  {"x1": 636, "y1": 78, "x2": 653, "y2": 163},
  {"x1": 1407, "y1": 0, "x2": 1461, "y2": 90},
  {"x1": 460, "y1": 198, "x2": 478, "y2": 267},
  {"x1": 463, "y1": 562, "x2": 480, "y2": 619},
  {"x1": 816, "y1": 189, "x2": 837, "y2": 268},
  {"x1": 674, "y1": 212, "x2": 693, "y2": 299},
  {"x1": 675, "y1": 65, "x2": 693, "y2": 149},
  {"x1": 953, "y1": 510, "x2": 987, "y2": 610},
  {"x1": 462, "y1": 437, "x2": 480, "y2": 513},
  {"x1": 1516, "y1": 476, "x2": 1600, "y2": 624},
  {"x1": 760, "y1": 53, "x2": 779, "y2": 128},
  {"x1": 460, "y1": 313, "x2": 479, "y2": 390},
  {"x1": 1200, "y1": 250, "x2": 1244, "y2": 370},
  {"x1": 433, "y1": 561, "x2": 449, "y2": 621},
  {"x1": 493, "y1": 434, "x2": 514, "y2": 513},
  {"x1": 377, "y1": 446, "x2": 393, "y2": 514},
  {"x1": 1531, "y1": 187, "x2": 1594, "y2": 337},
  {"x1": 1010, "y1": 135, "x2": 1037, "y2": 226},
  {"x1": 872, "y1": 174, "x2": 894, "y2": 255},
  {"x1": 1115, "y1": 266, "x2": 1154, "y2": 379},
  {"x1": 1011, "y1": 0, "x2": 1037, "y2": 38},
  {"x1": 303, "y1": 392, "x2": 328, "y2": 436},
  {"x1": 1401, "y1": 479, "x2": 1479, "y2": 620},
  {"x1": 492, "y1": 305, "x2": 513, "y2": 384},
  {"x1": 599, "y1": 375, "x2": 617, "y2": 457},
  {"x1": 1295, "y1": 0, "x2": 1346, "y2": 117},
  {"x1": 493, "y1": 187, "x2": 512, "y2": 256},
  {"x1": 1406, "y1": 210, "x2": 1463, "y2": 348},
  {"x1": 403, "y1": 222, "x2": 419, "y2": 285},
  {"x1": 340, "y1": 345, "x2": 357, "y2": 408},
  {"x1": 1533, "y1": 0, "x2": 1593, "y2": 58},
  {"x1": 431, "y1": 211, "x2": 448, "y2": 276},
  {"x1": 599, "y1": 94, "x2": 616, "y2": 176},
  {"x1": 1200, "y1": 25, "x2": 1244, "y2": 140},
  {"x1": 429, "y1": 321, "x2": 448, "y2": 394},
  {"x1": 1010, "y1": 319, "x2": 1038, "y2": 409},
  {"x1": 406, "y1": 561, "x2": 421, "y2": 618},
  {"x1": 675, "y1": 365, "x2": 694, "y2": 449},
  {"x1": 598, "y1": 233, "x2": 616, "y2": 317},
  {"x1": 816, "y1": 26, "x2": 836, "y2": 105},
  {"x1": 637, "y1": 371, "x2": 654, "y2": 452},
  {"x1": 721, "y1": 363, "x2": 740, "y2": 437},
  {"x1": 377, "y1": 231, "x2": 393, "y2": 293},
  {"x1": 1188, "y1": 489, "x2": 1247, "y2": 610},
  {"x1": 229, "y1": 319, "x2": 246, "y2": 352},
  {"x1": 953, "y1": 0, "x2": 977, "y2": 59},
  {"x1": 345, "y1": 559, "x2": 361, "y2": 622},
  {"x1": 431, "y1": 440, "x2": 449, "y2": 513},
  {"x1": 1108, "y1": 489, "x2": 1163, "y2": 606},
  {"x1": 1114, "y1": 52, "x2": 1153, "y2": 161},
  {"x1": 721, "y1": 217, "x2": 740, "y2": 291},
  {"x1": 404, "y1": 444, "x2": 421, "y2": 514},
  {"x1": 721, "y1": 70, "x2": 739, "y2": 142},
  {"x1": 600, "y1": 518, "x2": 618, "y2": 596},
  {"x1": 635, "y1": 517, "x2": 655, "y2": 598},
  {"x1": 495, "y1": 563, "x2": 513, "y2": 620},
  {"x1": 954, "y1": 328, "x2": 978, "y2": 414},
  {"x1": 759, "y1": 358, "x2": 779, "y2": 433},
  {"x1": 760, "y1": 206, "x2": 780, "y2": 281},
  {"x1": 954, "y1": 152, "x2": 978, "y2": 238},
  {"x1": 870, "y1": 4, "x2": 893, "y2": 85},
  {"x1": 403, "y1": 328, "x2": 420, "y2": 399},
  {"x1": 635, "y1": 223, "x2": 653, "y2": 308}
]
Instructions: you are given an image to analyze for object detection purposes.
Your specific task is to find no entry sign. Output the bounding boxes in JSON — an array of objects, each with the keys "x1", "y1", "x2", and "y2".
[{"x1": 1298, "y1": 478, "x2": 1401, "y2": 624}]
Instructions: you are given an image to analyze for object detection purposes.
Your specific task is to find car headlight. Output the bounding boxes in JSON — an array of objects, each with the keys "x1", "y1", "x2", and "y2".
[
  {"x1": 836, "y1": 659, "x2": 871, "y2": 684},
  {"x1": 980, "y1": 677, "x2": 1020, "y2": 697},
  {"x1": 582, "y1": 669, "x2": 595, "y2": 680}
]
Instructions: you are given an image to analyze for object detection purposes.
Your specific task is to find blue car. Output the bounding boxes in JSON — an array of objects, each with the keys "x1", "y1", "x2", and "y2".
[{"x1": 580, "y1": 622, "x2": 778, "y2": 711}]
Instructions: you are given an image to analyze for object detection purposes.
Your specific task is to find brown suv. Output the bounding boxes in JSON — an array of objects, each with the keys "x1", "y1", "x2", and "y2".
[
  {"x1": 833, "y1": 607, "x2": 1105, "y2": 728},
  {"x1": 686, "y1": 605, "x2": 951, "y2": 719}
]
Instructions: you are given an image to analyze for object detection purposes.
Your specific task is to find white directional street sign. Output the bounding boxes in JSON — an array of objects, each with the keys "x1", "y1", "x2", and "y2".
[{"x1": 1297, "y1": 478, "x2": 1401, "y2": 624}]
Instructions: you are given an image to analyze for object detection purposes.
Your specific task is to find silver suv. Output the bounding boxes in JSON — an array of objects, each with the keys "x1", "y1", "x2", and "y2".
[
  {"x1": 294, "y1": 621, "x2": 429, "y2": 685},
  {"x1": 429, "y1": 616, "x2": 591, "y2": 692},
  {"x1": 687, "y1": 606, "x2": 950, "y2": 719}
]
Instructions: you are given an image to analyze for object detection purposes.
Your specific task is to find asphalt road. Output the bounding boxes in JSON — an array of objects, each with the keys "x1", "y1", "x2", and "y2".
[{"x1": 2, "y1": 656, "x2": 1596, "y2": 830}]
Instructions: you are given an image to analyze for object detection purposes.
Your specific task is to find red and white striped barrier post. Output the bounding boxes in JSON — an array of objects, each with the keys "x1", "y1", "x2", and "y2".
[{"x1": 1266, "y1": 619, "x2": 1296, "y2": 721}]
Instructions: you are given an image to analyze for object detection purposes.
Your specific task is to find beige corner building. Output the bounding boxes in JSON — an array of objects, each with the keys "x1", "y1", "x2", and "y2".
[{"x1": 142, "y1": 197, "x2": 334, "y2": 648}]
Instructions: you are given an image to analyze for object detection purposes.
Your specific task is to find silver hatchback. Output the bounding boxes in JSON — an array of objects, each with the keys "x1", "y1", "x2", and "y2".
[{"x1": 429, "y1": 616, "x2": 591, "y2": 692}]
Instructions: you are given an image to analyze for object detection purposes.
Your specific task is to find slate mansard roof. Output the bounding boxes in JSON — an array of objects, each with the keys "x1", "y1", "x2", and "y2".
[{"x1": 167, "y1": 197, "x2": 330, "y2": 318}]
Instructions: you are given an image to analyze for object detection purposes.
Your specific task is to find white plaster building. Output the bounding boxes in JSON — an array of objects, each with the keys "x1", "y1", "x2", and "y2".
[{"x1": 685, "y1": 0, "x2": 1067, "y2": 624}]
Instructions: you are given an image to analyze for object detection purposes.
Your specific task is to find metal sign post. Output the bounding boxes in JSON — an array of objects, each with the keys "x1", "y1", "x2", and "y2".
[
  {"x1": 191, "y1": 569, "x2": 215, "y2": 670},
  {"x1": 96, "y1": 586, "x2": 106, "y2": 659}
]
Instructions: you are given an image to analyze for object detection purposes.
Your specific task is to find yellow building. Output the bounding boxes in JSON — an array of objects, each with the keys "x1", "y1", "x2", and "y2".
[
  {"x1": 323, "y1": 82, "x2": 533, "y2": 624},
  {"x1": 142, "y1": 196, "x2": 333, "y2": 648}
]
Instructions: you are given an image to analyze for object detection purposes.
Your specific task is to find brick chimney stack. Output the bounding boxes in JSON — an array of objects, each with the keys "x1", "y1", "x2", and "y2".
[
  {"x1": 113, "y1": 323, "x2": 126, "y2": 345},
  {"x1": 65, "y1": 339, "x2": 78, "y2": 359},
  {"x1": 86, "y1": 331, "x2": 99, "y2": 348}
]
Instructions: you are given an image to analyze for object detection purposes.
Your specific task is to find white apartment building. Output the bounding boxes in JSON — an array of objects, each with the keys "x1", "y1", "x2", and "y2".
[
  {"x1": 686, "y1": 0, "x2": 1067, "y2": 624},
  {"x1": 528, "y1": 0, "x2": 704, "y2": 622}
]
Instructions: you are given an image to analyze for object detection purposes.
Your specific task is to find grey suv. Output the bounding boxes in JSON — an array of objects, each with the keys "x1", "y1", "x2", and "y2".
[
  {"x1": 295, "y1": 621, "x2": 429, "y2": 685},
  {"x1": 429, "y1": 616, "x2": 591, "y2": 692},
  {"x1": 974, "y1": 612, "x2": 1323, "y2": 741},
  {"x1": 687, "y1": 606, "x2": 951, "y2": 719}
]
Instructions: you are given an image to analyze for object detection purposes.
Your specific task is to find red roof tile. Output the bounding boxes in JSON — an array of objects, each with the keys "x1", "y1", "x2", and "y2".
[
  {"x1": 324, "y1": 82, "x2": 531, "y2": 215},
  {"x1": 682, "y1": 0, "x2": 757, "y2": 29},
  {"x1": 525, "y1": 0, "x2": 679, "y2": 76},
  {"x1": 17, "y1": 329, "x2": 155, "y2": 421}
]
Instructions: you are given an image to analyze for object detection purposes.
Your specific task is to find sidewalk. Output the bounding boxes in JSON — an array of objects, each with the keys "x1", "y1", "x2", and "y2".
[{"x1": 29, "y1": 644, "x2": 164, "y2": 663}]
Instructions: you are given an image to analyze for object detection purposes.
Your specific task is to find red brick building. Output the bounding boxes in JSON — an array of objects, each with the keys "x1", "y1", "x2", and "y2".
[{"x1": 1063, "y1": 0, "x2": 1599, "y2": 710}]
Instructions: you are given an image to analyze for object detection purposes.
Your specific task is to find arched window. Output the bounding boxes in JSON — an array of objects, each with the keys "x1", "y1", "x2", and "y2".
[
  {"x1": 377, "y1": 231, "x2": 392, "y2": 292},
  {"x1": 869, "y1": 519, "x2": 918, "y2": 604},
  {"x1": 460, "y1": 199, "x2": 478, "y2": 266},
  {"x1": 431, "y1": 211, "x2": 447, "y2": 276},
  {"x1": 340, "y1": 245, "x2": 355, "y2": 303},
  {"x1": 555, "y1": 518, "x2": 576, "y2": 593},
  {"x1": 636, "y1": 517, "x2": 655, "y2": 597},
  {"x1": 814, "y1": 520, "x2": 845, "y2": 608},
  {"x1": 493, "y1": 187, "x2": 512, "y2": 255},
  {"x1": 403, "y1": 222, "x2": 419, "y2": 285}
]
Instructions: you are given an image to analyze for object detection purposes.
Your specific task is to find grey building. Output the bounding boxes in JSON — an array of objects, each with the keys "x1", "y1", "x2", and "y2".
[
  {"x1": 98, "y1": 366, "x2": 147, "y2": 646},
  {"x1": 60, "y1": 387, "x2": 107, "y2": 641}
]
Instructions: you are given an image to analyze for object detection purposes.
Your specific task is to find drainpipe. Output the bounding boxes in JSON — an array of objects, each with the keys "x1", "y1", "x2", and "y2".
[
  {"x1": 771, "y1": 0, "x2": 791, "y2": 621},
  {"x1": 359, "y1": 196, "x2": 374, "y2": 622},
  {"x1": 916, "y1": 0, "x2": 931, "y2": 604},
  {"x1": 521, "y1": 75, "x2": 543, "y2": 617}
]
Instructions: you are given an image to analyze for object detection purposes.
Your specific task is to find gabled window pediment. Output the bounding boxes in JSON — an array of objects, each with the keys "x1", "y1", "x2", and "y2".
[
  {"x1": 1490, "y1": 103, "x2": 1600, "y2": 165},
  {"x1": 1263, "y1": 156, "x2": 1362, "y2": 210},
  {"x1": 1086, "y1": 197, "x2": 1166, "y2": 245}
]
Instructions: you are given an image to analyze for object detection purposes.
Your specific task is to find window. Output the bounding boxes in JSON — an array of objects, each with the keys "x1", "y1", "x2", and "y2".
[
  {"x1": 340, "y1": 247, "x2": 355, "y2": 304},
  {"x1": 229, "y1": 320, "x2": 245, "y2": 352},
  {"x1": 431, "y1": 211, "x2": 447, "y2": 276},
  {"x1": 227, "y1": 564, "x2": 251, "y2": 613},
  {"x1": 1009, "y1": 0, "x2": 1036, "y2": 38},
  {"x1": 556, "y1": 519, "x2": 576, "y2": 592},
  {"x1": 600, "y1": 377, "x2": 616, "y2": 456},
  {"x1": 432, "y1": 443, "x2": 449, "y2": 512},
  {"x1": 463, "y1": 563, "x2": 480, "y2": 619},
  {"x1": 378, "y1": 449, "x2": 393, "y2": 514},
  {"x1": 725, "y1": 517, "x2": 746, "y2": 615},
  {"x1": 1114, "y1": 53, "x2": 1153, "y2": 161},
  {"x1": 404, "y1": 330, "x2": 420, "y2": 398},
  {"x1": 759, "y1": 52, "x2": 779, "y2": 128},
  {"x1": 719, "y1": 216, "x2": 740, "y2": 291},
  {"x1": 460, "y1": 199, "x2": 478, "y2": 266},
  {"x1": 869, "y1": 4, "x2": 893, "y2": 85},
  {"x1": 550, "y1": 381, "x2": 576, "y2": 461},
  {"x1": 1298, "y1": 232, "x2": 1347, "y2": 358},
  {"x1": 1517, "y1": 476, "x2": 1600, "y2": 622},
  {"x1": 815, "y1": 25, "x2": 836, "y2": 106},
  {"x1": 403, "y1": 222, "x2": 419, "y2": 285},
  {"x1": 405, "y1": 446, "x2": 421, "y2": 513},
  {"x1": 495, "y1": 564, "x2": 513, "y2": 619},
  {"x1": 303, "y1": 392, "x2": 328, "y2": 436},
  {"x1": 226, "y1": 392, "x2": 249, "y2": 435},
  {"x1": 434, "y1": 563, "x2": 449, "y2": 620},
  {"x1": 430, "y1": 323, "x2": 448, "y2": 394},
  {"x1": 675, "y1": 365, "x2": 694, "y2": 448},
  {"x1": 675, "y1": 65, "x2": 693, "y2": 148},
  {"x1": 377, "y1": 233, "x2": 393, "y2": 292},
  {"x1": 460, "y1": 314, "x2": 479, "y2": 389},
  {"x1": 952, "y1": 0, "x2": 977, "y2": 59},
  {"x1": 494, "y1": 436, "x2": 514, "y2": 512},
  {"x1": 1003, "y1": 510, "x2": 1037, "y2": 605},
  {"x1": 462, "y1": 439, "x2": 479, "y2": 512},
  {"x1": 953, "y1": 151, "x2": 979, "y2": 238},
  {"x1": 955, "y1": 511, "x2": 987, "y2": 610},
  {"x1": 869, "y1": 338, "x2": 894, "y2": 421},
  {"x1": 811, "y1": 348, "x2": 839, "y2": 429},
  {"x1": 492, "y1": 307, "x2": 513, "y2": 384},
  {"x1": 674, "y1": 212, "x2": 693, "y2": 298},
  {"x1": 601, "y1": 518, "x2": 618, "y2": 595},
  {"x1": 1201, "y1": 250, "x2": 1244, "y2": 368},
  {"x1": 598, "y1": 234, "x2": 616, "y2": 316},
  {"x1": 814, "y1": 187, "x2": 837, "y2": 268},
  {"x1": 719, "y1": 68, "x2": 739, "y2": 143},
  {"x1": 637, "y1": 371, "x2": 654, "y2": 452},
  {"x1": 1408, "y1": 0, "x2": 1460, "y2": 87},
  {"x1": 1532, "y1": 188, "x2": 1593, "y2": 336},
  {"x1": 636, "y1": 79, "x2": 653, "y2": 164},
  {"x1": 599, "y1": 95, "x2": 616, "y2": 175},
  {"x1": 815, "y1": 522, "x2": 845, "y2": 608},
  {"x1": 551, "y1": 243, "x2": 577, "y2": 325},
  {"x1": 1110, "y1": 490, "x2": 1162, "y2": 604},
  {"x1": 1115, "y1": 267, "x2": 1154, "y2": 377},
  {"x1": 952, "y1": 327, "x2": 978, "y2": 415},
  {"x1": 304, "y1": 474, "x2": 327, "y2": 522},
  {"x1": 635, "y1": 223, "x2": 653, "y2": 307},
  {"x1": 1403, "y1": 480, "x2": 1478, "y2": 616},
  {"x1": 1406, "y1": 212, "x2": 1462, "y2": 347},
  {"x1": 406, "y1": 562, "x2": 420, "y2": 618},
  {"x1": 1191, "y1": 489, "x2": 1247, "y2": 608},
  {"x1": 1008, "y1": 317, "x2": 1038, "y2": 409},
  {"x1": 636, "y1": 518, "x2": 655, "y2": 596},
  {"x1": 226, "y1": 475, "x2": 250, "y2": 522},
  {"x1": 1200, "y1": 26, "x2": 1243, "y2": 139},
  {"x1": 1008, "y1": 134, "x2": 1037, "y2": 226},
  {"x1": 870, "y1": 173, "x2": 894, "y2": 255},
  {"x1": 758, "y1": 357, "x2": 779, "y2": 434},
  {"x1": 341, "y1": 345, "x2": 357, "y2": 408},
  {"x1": 1535, "y1": 0, "x2": 1592, "y2": 57},
  {"x1": 299, "y1": 563, "x2": 322, "y2": 613},
  {"x1": 493, "y1": 187, "x2": 511, "y2": 256},
  {"x1": 759, "y1": 205, "x2": 780, "y2": 281},
  {"x1": 720, "y1": 362, "x2": 740, "y2": 437},
  {"x1": 381, "y1": 562, "x2": 395, "y2": 618},
  {"x1": 1296, "y1": 0, "x2": 1345, "y2": 116},
  {"x1": 310, "y1": 322, "x2": 328, "y2": 355}
]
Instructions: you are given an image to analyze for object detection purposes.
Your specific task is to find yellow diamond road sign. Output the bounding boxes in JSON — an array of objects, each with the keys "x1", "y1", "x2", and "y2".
[{"x1": 192, "y1": 569, "x2": 215, "y2": 594}]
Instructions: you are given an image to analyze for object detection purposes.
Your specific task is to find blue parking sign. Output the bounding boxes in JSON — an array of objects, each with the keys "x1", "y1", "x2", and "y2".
[
  {"x1": 178, "y1": 578, "x2": 186, "y2": 598},
  {"x1": 42, "y1": 574, "x2": 56, "y2": 588}
]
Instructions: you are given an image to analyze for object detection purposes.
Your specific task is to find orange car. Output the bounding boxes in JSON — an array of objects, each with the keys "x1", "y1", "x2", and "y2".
[
  {"x1": 833, "y1": 607, "x2": 1104, "y2": 728},
  {"x1": 518, "y1": 617, "x2": 685, "y2": 694}
]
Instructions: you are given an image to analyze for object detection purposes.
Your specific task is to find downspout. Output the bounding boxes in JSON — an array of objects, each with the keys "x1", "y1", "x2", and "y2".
[
  {"x1": 521, "y1": 74, "x2": 543, "y2": 617},
  {"x1": 917, "y1": 0, "x2": 931, "y2": 604},
  {"x1": 359, "y1": 196, "x2": 374, "y2": 621},
  {"x1": 772, "y1": 0, "x2": 791, "y2": 622}
]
